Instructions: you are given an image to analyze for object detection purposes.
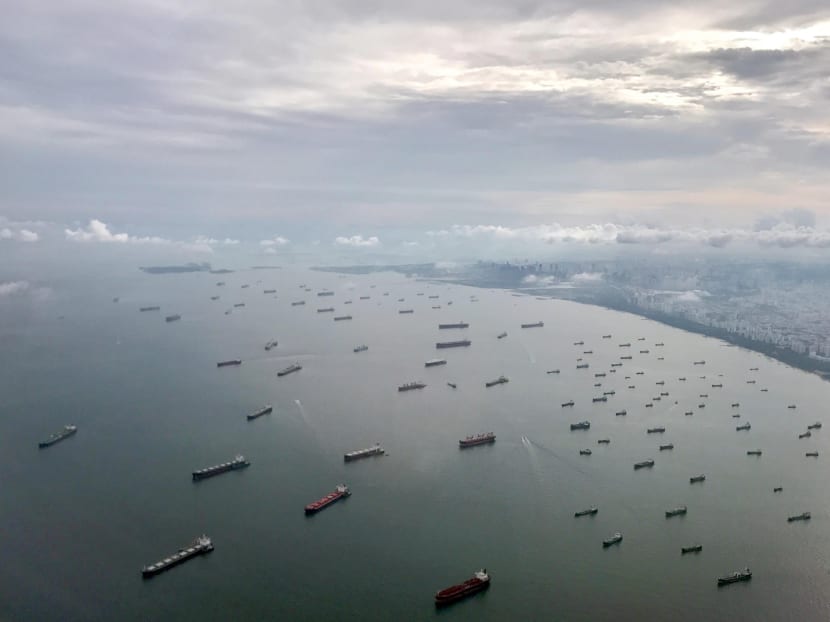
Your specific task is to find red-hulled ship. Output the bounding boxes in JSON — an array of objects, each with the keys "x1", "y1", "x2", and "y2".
[
  {"x1": 304, "y1": 484, "x2": 350, "y2": 515},
  {"x1": 435, "y1": 569, "x2": 490, "y2": 606},
  {"x1": 459, "y1": 432, "x2": 496, "y2": 448}
]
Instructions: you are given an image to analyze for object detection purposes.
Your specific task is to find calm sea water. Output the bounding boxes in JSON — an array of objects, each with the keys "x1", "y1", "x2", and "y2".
[{"x1": 2, "y1": 265, "x2": 830, "y2": 621}]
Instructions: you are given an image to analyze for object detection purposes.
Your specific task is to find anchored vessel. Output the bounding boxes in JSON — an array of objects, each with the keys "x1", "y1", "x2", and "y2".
[
  {"x1": 217, "y1": 359, "x2": 242, "y2": 367},
  {"x1": 736, "y1": 423, "x2": 751, "y2": 431},
  {"x1": 806, "y1": 451, "x2": 819, "y2": 457},
  {"x1": 263, "y1": 289, "x2": 276, "y2": 294},
  {"x1": 616, "y1": 410, "x2": 627, "y2": 416},
  {"x1": 718, "y1": 568, "x2": 752, "y2": 586},
  {"x1": 439, "y1": 322, "x2": 469, "y2": 329},
  {"x1": 333, "y1": 315, "x2": 352, "y2": 321},
  {"x1": 278, "y1": 363, "x2": 302, "y2": 377},
  {"x1": 434, "y1": 569, "x2": 490, "y2": 606},
  {"x1": 603, "y1": 532, "x2": 623, "y2": 547},
  {"x1": 305, "y1": 484, "x2": 350, "y2": 515},
  {"x1": 570, "y1": 421, "x2": 591, "y2": 431},
  {"x1": 547, "y1": 369, "x2": 561, "y2": 374},
  {"x1": 317, "y1": 291, "x2": 334, "y2": 297},
  {"x1": 660, "y1": 444, "x2": 674, "y2": 451},
  {"x1": 459, "y1": 432, "x2": 496, "y2": 448},
  {"x1": 399, "y1": 309, "x2": 414, "y2": 314},
  {"x1": 264, "y1": 340, "x2": 279, "y2": 351},
  {"x1": 485, "y1": 376, "x2": 508, "y2": 388},
  {"x1": 38, "y1": 425, "x2": 77, "y2": 448},
  {"x1": 165, "y1": 314, "x2": 181, "y2": 322},
  {"x1": 592, "y1": 396, "x2": 607, "y2": 403},
  {"x1": 436, "y1": 340, "x2": 471, "y2": 349},
  {"x1": 788, "y1": 512, "x2": 811, "y2": 522},
  {"x1": 799, "y1": 431, "x2": 811, "y2": 439},
  {"x1": 354, "y1": 345, "x2": 368, "y2": 353},
  {"x1": 317, "y1": 307, "x2": 334, "y2": 313},
  {"x1": 576, "y1": 363, "x2": 589, "y2": 369},
  {"x1": 575, "y1": 507, "x2": 598, "y2": 517},
  {"x1": 139, "y1": 306, "x2": 161, "y2": 312},
  {"x1": 647, "y1": 427, "x2": 666, "y2": 434},
  {"x1": 344, "y1": 444, "x2": 385, "y2": 462},
  {"x1": 497, "y1": 332, "x2": 507, "y2": 339},
  {"x1": 666, "y1": 505, "x2": 688, "y2": 517},
  {"x1": 291, "y1": 301, "x2": 306, "y2": 306},
  {"x1": 425, "y1": 359, "x2": 447, "y2": 367},
  {"x1": 747, "y1": 450, "x2": 762, "y2": 456},
  {"x1": 398, "y1": 382, "x2": 426, "y2": 392},
  {"x1": 562, "y1": 400, "x2": 575, "y2": 408},
  {"x1": 142, "y1": 535, "x2": 213, "y2": 578},
  {"x1": 247, "y1": 405, "x2": 272, "y2": 421},
  {"x1": 521, "y1": 321, "x2": 544, "y2": 328},
  {"x1": 682, "y1": 545, "x2": 703, "y2": 554},
  {"x1": 192, "y1": 455, "x2": 250, "y2": 481},
  {"x1": 234, "y1": 303, "x2": 246, "y2": 308},
  {"x1": 634, "y1": 460, "x2": 655, "y2": 469},
  {"x1": 808, "y1": 422, "x2": 822, "y2": 430},
  {"x1": 579, "y1": 449, "x2": 592, "y2": 455},
  {"x1": 690, "y1": 474, "x2": 706, "y2": 483}
]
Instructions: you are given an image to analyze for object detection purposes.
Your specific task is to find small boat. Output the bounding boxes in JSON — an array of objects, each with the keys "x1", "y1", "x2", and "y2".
[
  {"x1": 746, "y1": 450, "x2": 762, "y2": 456},
  {"x1": 798, "y1": 431, "x2": 811, "y2": 439},
  {"x1": 718, "y1": 568, "x2": 752, "y2": 586},
  {"x1": 579, "y1": 449, "x2": 592, "y2": 456},
  {"x1": 690, "y1": 474, "x2": 706, "y2": 483},
  {"x1": 634, "y1": 460, "x2": 654, "y2": 470},
  {"x1": 806, "y1": 451, "x2": 819, "y2": 457},
  {"x1": 681, "y1": 545, "x2": 703, "y2": 555},
  {"x1": 666, "y1": 505, "x2": 688, "y2": 518},
  {"x1": 574, "y1": 507, "x2": 598, "y2": 517},
  {"x1": 602, "y1": 532, "x2": 623, "y2": 547},
  {"x1": 736, "y1": 423, "x2": 751, "y2": 431},
  {"x1": 659, "y1": 444, "x2": 674, "y2": 451},
  {"x1": 787, "y1": 512, "x2": 811, "y2": 522}
]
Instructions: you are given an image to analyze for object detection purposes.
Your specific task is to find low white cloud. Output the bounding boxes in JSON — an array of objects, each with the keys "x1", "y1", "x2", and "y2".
[
  {"x1": 522, "y1": 274, "x2": 555, "y2": 286},
  {"x1": 194, "y1": 236, "x2": 239, "y2": 246},
  {"x1": 674, "y1": 290, "x2": 705, "y2": 303},
  {"x1": 0, "y1": 281, "x2": 30, "y2": 296},
  {"x1": 260, "y1": 236, "x2": 290, "y2": 247},
  {"x1": 573, "y1": 272, "x2": 604, "y2": 282},
  {"x1": 65, "y1": 219, "x2": 168, "y2": 244},
  {"x1": 1, "y1": 227, "x2": 39, "y2": 242},
  {"x1": 335, "y1": 235, "x2": 380, "y2": 247}
]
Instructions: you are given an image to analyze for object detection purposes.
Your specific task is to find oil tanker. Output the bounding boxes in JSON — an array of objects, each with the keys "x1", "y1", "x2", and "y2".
[
  {"x1": 459, "y1": 432, "x2": 495, "y2": 448},
  {"x1": 439, "y1": 322, "x2": 469, "y2": 329},
  {"x1": 305, "y1": 484, "x2": 350, "y2": 515},
  {"x1": 38, "y1": 425, "x2": 77, "y2": 448},
  {"x1": 142, "y1": 535, "x2": 213, "y2": 578},
  {"x1": 344, "y1": 444, "x2": 385, "y2": 462},
  {"x1": 436, "y1": 340, "x2": 471, "y2": 349},
  {"x1": 247, "y1": 405, "x2": 272, "y2": 421},
  {"x1": 192, "y1": 455, "x2": 250, "y2": 481},
  {"x1": 434, "y1": 569, "x2": 490, "y2": 606}
]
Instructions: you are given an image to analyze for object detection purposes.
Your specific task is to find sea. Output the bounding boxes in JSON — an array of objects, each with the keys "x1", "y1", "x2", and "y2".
[{"x1": 2, "y1": 262, "x2": 830, "y2": 621}]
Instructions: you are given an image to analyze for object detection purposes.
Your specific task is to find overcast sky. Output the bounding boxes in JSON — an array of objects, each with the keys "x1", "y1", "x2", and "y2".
[{"x1": 1, "y1": 0, "x2": 829, "y2": 257}]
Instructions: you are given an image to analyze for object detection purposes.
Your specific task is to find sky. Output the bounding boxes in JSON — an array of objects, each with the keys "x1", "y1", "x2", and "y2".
[{"x1": 1, "y1": 0, "x2": 829, "y2": 261}]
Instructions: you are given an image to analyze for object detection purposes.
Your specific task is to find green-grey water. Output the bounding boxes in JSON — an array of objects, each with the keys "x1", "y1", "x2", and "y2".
[{"x1": 2, "y1": 265, "x2": 830, "y2": 620}]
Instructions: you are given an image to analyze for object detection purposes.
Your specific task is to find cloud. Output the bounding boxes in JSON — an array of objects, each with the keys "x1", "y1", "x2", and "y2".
[
  {"x1": 674, "y1": 291, "x2": 704, "y2": 303},
  {"x1": 522, "y1": 274, "x2": 555, "y2": 286},
  {"x1": 573, "y1": 272, "x2": 604, "y2": 282},
  {"x1": 0, "y1": 281, "x2": 30, "y2": 296},
  {"x1": 260, "y1": 236, "x2": 290, "y2": 247},
  {"x1": 65, "y1": 219, "x2": 168, "y2": 244},
  {"x1": 194, "y1": 236, "x2": 240, "y2": 246},
  {"x1": 0, "y1": 227, "x2": 39, "y2": 242},
  {"x1": 335, "y1": 235, "x2": 380, "y2": 247}
]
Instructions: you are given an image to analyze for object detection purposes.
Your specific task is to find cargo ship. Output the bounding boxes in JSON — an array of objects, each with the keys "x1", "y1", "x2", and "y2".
[
  {"x1": 718, "y1": 568, "x2": 751, "y2": 586},
  {"x1": 787, "y1": 511, "x2": 810, "y2": 522},
  {"x1": 603, "y1": 532, "x2": 623, "y2": 547},
  {"x1": 690, "y1": 474, "x2": 706, "y2": 483},
  {"x1": 210, "y1": 296, "x2": 220, "y2": 300},
  {"x1": 808, "y1": 422, "x2": 822, "y2": 430},
  {"x1": 485, "y1": 376, "x2": 508, "y2": 387},
  {"x1": 398, "y1": 382, "x2": 426, "y2": 392},
  {"x1": 247, "y1": 405, "x2": 273, "y2": 421},
  {"x1": 746, "y1": 450, "x2": 762, "y2": 456},
  {"x1": 305, "y1": 484, "x2": 350, "y2": 515},
  {"x1": 264, "y1": 340, "x2": 278, "y2": 351},
  {"x1": 142, "y1": 535, "x2": 213, "y2": 578},
  {"x1": 263, "y1": 289, "x2": 276, "y2": 294},
  {"x1": 317, "y1": 307, "x2": 334, "y2": 313},
  {"x1": 217, "y1": 359, "x2": 242, "y2": 367},
  {"x1": 666, "y1": 505, "x2": 688, "y2": 517},
  {"x1": 547, "y1": 369, "x2": 560, "y2": 374},
  {"x1": 459, "y1": 432, "x2": 496, "y2": 448},
  {"x1": 428, "y1": 295, "x2": 439, "y2": 299},
  {"x1": 647, "y1": 427, "x2": 666, "y2": 434},
  {"x1": 736, "y1": 422, "x2": 751, "y2": 431},
  {"x1": 575, "y1": 507, "x2": 598, "y2": 517},
  {"x1": 439, "y1": 322, "x2": 469, "y2": 329},
  {"x1": 233, "y1": 303, "x2": 246, "y2": 308},
  {"x1": 521, "y1": 321, "x2": 543, "y2": 328},
  {"x1": 592, "y1": 396, "x2": 607, "y2": 403},
  {"x1": 434, "y1": 569, "x2": 490, "y2": 606},
  {"x1": 436, "y1": 340, "x2": 471, "y2": 349},
  {"x1": 616, "y1": 410, "x2": 627, "y2": 416},
  {"x1": 399, "y1": 309, "x2": 414, "y2": 314},
  {"x1": 38, "y1": 425, "x2": 77, "y2": 448},
  {"x1": 359, "y1": 296, "x2": 370, "y2": 300},
  {"x1": 806, "y1": 451, "x2": 819, "y2": 457},
  {"x1": 619, "y1": 342, "x2": 631, "y2": 347},
  {"x1": 344, "y1": 443, "x2": 385, "y2": 462},
  {"x1": 333, "y1": 315, "x2": 352, "y2": 321},
  {"x1": 140, "y1": 306, "x2": 161, "y2": 312},
  {"x1": 317, "y1": 291, "x2": 334, "y2": 297},
  {"x1": 634, "y1": 460, "x2": 655, "y2": 469},
  {"x1": 576, "y1": 363, "x2": 589, "y2": 369},
  {"x1": 660, "y1": 443, "x2": 674, "y2": 451},
  {"x1": 425, "y1": 358, "x2": 447, "y2": 367},
  {"x1": 165, "y1": 314, "x2": 181, "y2": 322},
  {"x1": 277, "y1": 363, "x2": 302, "y2": 377},
  {"x1": 291, "y1": 301, "x2": 306, "y2": 306},
  {"x1": 681, "y1": 544, "x2": 703, "y2": 554},
  {"x1": 354, "y1": 345, "x2": 368, "y2": 353},
  {"x1": 497, "y1": 332, "x2": 507, "y2": 339},
  {"x1": 570, "y1": 421, "x2": 590, "y2": 431},
  {"x1": 192, "y1": 455, "x2": 250, "y2": 481},
  {"x1": 562, "y1": 400, "x2": 575, "y2": 407}
]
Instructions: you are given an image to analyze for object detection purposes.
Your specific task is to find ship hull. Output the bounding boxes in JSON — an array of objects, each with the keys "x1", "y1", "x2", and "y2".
[
  {"x1": 192, "y1": 461, "x2": 250, "y2": 481},
  {"x1": 38, "y1": 428, "x2": 77, "y2": 448},
  {"x1": 435, "y1": 579, "x2": 489, "y2": 606},
  {"x1": 142, "y1": 543, "x2": 213, "y2": 578}
]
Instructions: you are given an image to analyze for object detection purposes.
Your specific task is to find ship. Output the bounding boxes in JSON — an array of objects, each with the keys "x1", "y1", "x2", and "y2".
[
  {"x1": 620, "y1": 355, "x2": 632, "y2": 360},
  {"x1": 602, "y1": 334, "x2": 612, "y2": 338},
  {"x1": 547, "y1": 369, "x2": 560, "y2": 374},
  {"x1": 603, "y1": 390, "x2": 616, "y2": 396},
  {"x1": 678, "y1": 377, "x2": 686, "y2": 381},
  {"x1": 398, "y1": 382, "x2": 426, "y2": 392},
  {"x1": 575, "y1": 507, "x2": 598, "y2": 517},
  {"x1": 520, "y1": 321, "x2": 543, "y2": 328},
  {"x1": 616, "y1": 410, "x2": 627, "y2": 416},
  {"x1": 38, "y1": 425, "x2": 77, "y2": 448},
  {"x1": 747, "y1": 450, "x2": 762, "y2": 456},
  {"x1": 317, "y1": 307, "x2": 334, "y2": 313},
  {"x1": 579, "y1": 449, "x2": 592, "y2": 455},
  {"x1": 645, "y1": 403, "x2": 653, "y2": 408},
  {"x1": 425, "y1": 359, "x2": 447, "y2": 367},
  {"x1": 602, "y1": 532, "x2": 623, "y2": 547},
  {"x1": 647, "y1": 427, "x2": 666, "y2": 434},
  {"x1": 247, "y1": 405, "x2": 272, "y2": 421},
  {"x1": 354, "y1": 345, "x2": 368, "y2": 353},
  {"x1": 655, "y1": 342, "x2": 665, "y2": 346},
  {"x1": 639, "y1": 350, "x2": 650, "y2": 354},
  {"x1": 619, "y1": 343, "x2": 631, "y2": 347},
  {"x1": 681, "y1": 545, "x2": 702, "y2": 554},
  {"x1": 574, "y1": 341, "x2": 584, "y2": 346},
  {"x1": 447, "y1": 382, "x2": 457, "y2": 389},
  {"x1": 305, "y1": 484, "x2": 350, "y2": 515},
  {"x1": 665, "y1": 505, "x2": 688, "y2": 518},
  {"x1": 263, "y1": 289, "x2": 276, "y2": 294},
  {"x1": 787, "y1": 512, "x2": 810, "y2": 522},
  {"x1": 806, "y1": 451, "x2": 819, "y2": 457},
  {"x1": 264, "y1": 340, "x2": 279, "y2": 351},
  {"x1": 485, "y1": 376, "x2": 508, "y2": 388},
  {"x1": 142, "y1": 535, "x2": 213, "y2": 578},
  {"x1": 634, "y1": 460, "x2": 655, "y2": 469},
  {"x1": 344, "y1": 444, "x2": 385, "y2": 462},
  {"x1": 217, "y1": 359, "x2": 242, "y2": 367},
  {"x1": 439, "y1": 322, "x2": 469, "y2": 329},
  {"x1": 277, "y1": 363, "x2": 302, "y2": 377},
  {"x1": 333, "y1": 315, "x2": 352, "y2": 321},
  {"x1": 459, "y1": 432, "x2": 496, "y2": 448},
  {"x1": 584, "y1": 350, "x2": 594, "y2": 354},
  {"x1": 241, "y1": 284, "x2": 249, "y2": 288},
  {"x1": 497, "y1": 332, "x2": 507, "y2": 339},
  {"x1": 798, "y1": 431, "x2": 811, "y2": 439},
  {"x1": 690, "y1": 474, "x2": 706, "y2": 483},
  {"x1": 693, "y1": 360, "x2": 705, "y2": 365},
  {"x1": 428, "y1": 295, "x2": 439, "y2": 299},
  {"x1": 436, "y1": 340, "x2": 471, "y2": 349},
  {"x1": 165, "y1": 314, "x2": 181, "y2": 322},
  {"x1": 291, "y1": 301, "x2": 306, "y2": 306},
  {"x1": 139, "y1": 306, "x2": 161, "y2": 312},
  {"x1": 192, "y1": 455, "x2": 250, "y2": 481},
  {"x1": 576, "y1": 363, "x2": 589, "y2": 369},
  {"x1": 233, "y1": 303, "x2": 246, "y2": 308},
  {"x1": 592, "y1": 396, "x2": 607, "y2": 403},
  {"x1": 434, "y1": 569, "x2": 490, "y2": 606},
  {"x1": 561, "y1": 401, "x2": 575, "y2": 408},
  {"x1": 718, "y1": 568, "x2": 751, "y2": 586},
  {"x1": 660, "y1": 444, "x2": 674, "y2": 451},
  {"x1": 210, "y1": 296, "x2": 220, "y2": 300},
  {"x1": 774, "y1": 487, "x2": 783, "y2": 492},
  {"x1": 317, "y1": 291, "x2": 334, "y2": 297},
  {"x1": 595, "y1": 373, "x2": 606, "y2": 378},
  {"x1": 736, "y1": 423, "x2": 751, "y2": 431},
  {"x1": 359, "y1": 296, "x2": 370, "y2": 300},
  {"x1": 732, "y1": 402, "x2": 740, "y2": 407},
  {"x1": 399, "y1": 309, "x2": 414, "y2": 314},
  {"x1": 808, "y1": 422, "x2": 822, "y2": 430},
  {"x1": 656, "y1": 381, "x2": 665, "y2": 385},
  {"x1": 570, "y1": 421, "x2": 590, "y2": 431},
  {"x1": 787, "y1": 404, "x2": 797, "y2": 409},
  {"x1": 712, "y1": 383, "x2": 723, "y2": 388},
  {"x1": 597, "y1": 439, "x2": 611, "y2": 444},
  {"x1": 611, "y1": 363, "x2": 622, "y2": 367}
]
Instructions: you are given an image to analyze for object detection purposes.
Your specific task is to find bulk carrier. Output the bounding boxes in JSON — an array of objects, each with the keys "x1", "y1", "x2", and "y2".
[
  {"x1": 38, "y1": 425, "x2": 77, "y2": 448},
  {"x1": 425, "y1": 359, "x2": 447, "y2": 367},
  {"x1": 247, "y1": 405, "x2": 272, "y2": 421},
  {"x1": 434, "y1": 569, "x2": 490, "y2": 606},
  {"x1": 438, "y1": 322, "x2": 469, "y2": 329},
  {"x1": 192, "y1": 455, "x2": 250, "y2": 481},
  {"x1": 459, "y1": 432, "x2": 495, "y2": 448},
  {"x1": 344, "y1": 444, "x2": 385, "y2": 462},
  {"x1": 141, "y1": 535, "x2": 213, "y2": 578},
  {"x1": 436, "y1": 340, "x2": 471, "y2": 349},
  {"x1": 305, "y1": 484, "x2": 350, "y2": 514},
  {"x1": 278, "y1": 363, "x2": 302, "y2": 377},
  {"x1": 521, "y1": 321, "x2": 543, "y2": 328},
  {"x1": 485, "y1": 376, "x2": 508, "y2": 387},
  {"x1": 398, "y1": 382, "x2": 426, "y2": 392},
  {"x1": 217, "y1": 359, "x2": 242, "y2": 367}
]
